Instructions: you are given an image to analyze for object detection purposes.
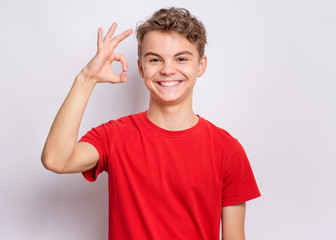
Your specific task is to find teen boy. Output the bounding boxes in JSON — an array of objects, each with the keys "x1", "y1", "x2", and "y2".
[{"x1": 42, "y1": 7, "x2": 260, "y2": 240}]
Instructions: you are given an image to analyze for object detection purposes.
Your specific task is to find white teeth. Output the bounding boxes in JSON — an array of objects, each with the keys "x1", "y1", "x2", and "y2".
[{"x1": 159, "y1": 81, "x2": 180, "y2": 87}]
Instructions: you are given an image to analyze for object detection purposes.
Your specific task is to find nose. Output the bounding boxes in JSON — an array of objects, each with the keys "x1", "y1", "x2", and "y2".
[{"x1": 160, "y1": 61, "x2": 176, "y2": 75}]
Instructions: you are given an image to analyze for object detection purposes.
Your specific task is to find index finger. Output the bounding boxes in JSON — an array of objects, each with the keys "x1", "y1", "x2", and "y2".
[{"x1": 110, "y1": 28, "x2": 133, "y2": 49}]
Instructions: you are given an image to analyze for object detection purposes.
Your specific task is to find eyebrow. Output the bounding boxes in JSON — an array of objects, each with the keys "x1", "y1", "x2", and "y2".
[{"x1": 144, "y1": 51, "x2": 194, "y2": 58}]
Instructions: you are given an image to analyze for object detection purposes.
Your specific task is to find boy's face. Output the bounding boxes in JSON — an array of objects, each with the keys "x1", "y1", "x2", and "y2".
[{"x1": 137, "y1": 31, "x2": 207, "y2": 106}]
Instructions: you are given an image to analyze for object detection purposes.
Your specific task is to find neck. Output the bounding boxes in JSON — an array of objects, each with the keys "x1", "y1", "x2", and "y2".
[{"x1": 147, "y1": 97, "x2": 198, "y2": 131}]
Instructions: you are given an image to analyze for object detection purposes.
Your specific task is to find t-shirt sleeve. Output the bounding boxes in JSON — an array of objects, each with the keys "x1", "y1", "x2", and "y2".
[
  {"x1": 222, "y1": 139, "x2": 261, "y2": 207},
  {"x1": 78, "y1": 122, "x2": 112, "y2": 182}
]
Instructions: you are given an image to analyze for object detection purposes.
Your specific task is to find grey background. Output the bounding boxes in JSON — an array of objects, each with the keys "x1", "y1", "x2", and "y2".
[{"x1": 1, "y1": 0, "x2": 335, "y2": 239}]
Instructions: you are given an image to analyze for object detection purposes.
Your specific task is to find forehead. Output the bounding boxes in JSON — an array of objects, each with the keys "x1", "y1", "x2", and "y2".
[{"x1": 140, "y1": 31, "x2": 199, "y2": 58}]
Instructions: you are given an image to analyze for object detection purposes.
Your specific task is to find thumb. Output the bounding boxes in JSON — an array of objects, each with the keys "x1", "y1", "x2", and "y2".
[{"x1": 119, "y1": 71, "x2": 128, "y2": 83}]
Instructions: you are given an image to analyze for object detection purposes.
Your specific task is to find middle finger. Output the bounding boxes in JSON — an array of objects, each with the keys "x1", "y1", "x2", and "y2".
[{"x1": 110, "y1": 28, "x2": 133, "y2": 49}]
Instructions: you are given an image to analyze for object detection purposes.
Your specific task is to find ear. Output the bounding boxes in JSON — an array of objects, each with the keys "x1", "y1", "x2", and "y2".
[
  {"x1": 197, "y1": 55, "x2": 207, "y2": 77},
  {"x1": 137, "y1": 59, "x2": 144, "y2": 79}
]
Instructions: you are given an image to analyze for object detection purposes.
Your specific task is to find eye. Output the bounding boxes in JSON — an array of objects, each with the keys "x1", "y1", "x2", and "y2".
[
  {"x1": 177, "y1": 57, "x2": 187, "y2": 62},
  {"x1": 149, "y1": 58, "x2": 160, "y2": 62}
]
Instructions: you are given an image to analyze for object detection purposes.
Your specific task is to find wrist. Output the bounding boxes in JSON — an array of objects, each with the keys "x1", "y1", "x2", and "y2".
[
  {"x1": 77, "y1": 69, "x2": 97, "y2": 84},
  {"x1": 74, "y1": 71, "x2": 97, "y2": 94},
  {"x1": 78, "y1": 67, "x2": 94, "y2": 81}
]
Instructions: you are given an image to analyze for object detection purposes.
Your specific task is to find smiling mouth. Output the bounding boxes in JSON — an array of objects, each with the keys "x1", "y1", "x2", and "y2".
[{"x1": 157, "y1": 80, "x2": 182, "y2": 87}]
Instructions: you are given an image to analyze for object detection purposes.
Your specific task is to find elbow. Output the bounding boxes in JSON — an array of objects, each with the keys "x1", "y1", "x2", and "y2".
[{"x1": 41, "y1": 151, "x2": 67, "y2": 174}]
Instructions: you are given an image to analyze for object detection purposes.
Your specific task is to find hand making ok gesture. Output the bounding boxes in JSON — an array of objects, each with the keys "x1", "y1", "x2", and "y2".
[{"x1": 82, "y1": 23, "x2": 133, "y2": 83}]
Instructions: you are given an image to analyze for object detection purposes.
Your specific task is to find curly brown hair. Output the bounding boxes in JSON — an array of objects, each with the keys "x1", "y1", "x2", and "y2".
[{"x1": 136, "y1": 7, "x2": 207, "y2": 59}]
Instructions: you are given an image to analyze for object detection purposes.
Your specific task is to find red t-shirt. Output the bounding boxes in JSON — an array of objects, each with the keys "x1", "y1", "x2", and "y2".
[{"x1": 79, "y1": 112, "x2": 260, "y2": 239}]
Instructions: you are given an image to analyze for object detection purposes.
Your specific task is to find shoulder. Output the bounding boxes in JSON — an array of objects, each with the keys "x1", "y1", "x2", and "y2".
[
  {"x1": 91, "y1": 112, "x2": 146, "y2": 139},
  {"x1": 100, "y1": 111, "x2": 144, "y2": 129},
  {"x1": 200, "y1": 117, "x2": 240, "y2": 146}
]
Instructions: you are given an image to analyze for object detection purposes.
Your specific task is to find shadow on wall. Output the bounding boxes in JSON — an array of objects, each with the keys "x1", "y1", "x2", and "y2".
[
  {"x1": 85, "y1": 54, "x2": 149, "y2": 122},
  {"x1": 109, "y1": 54, "x2": 149, "y2": 115},
  {"x1": 24, "y1": 173, "x2": 109, "y2": 239},
  {"x1": 125, "y1": 66, "x2": 149, "y2": 113}
]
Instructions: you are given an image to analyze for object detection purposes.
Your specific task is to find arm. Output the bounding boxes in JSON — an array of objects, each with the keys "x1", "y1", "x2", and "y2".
[
  {"x1": 41, "y1": 23, "x2": 133, "y2": 174},
  {"x1": 222, "y1": 202, "x2": 246, "y2": 240}
]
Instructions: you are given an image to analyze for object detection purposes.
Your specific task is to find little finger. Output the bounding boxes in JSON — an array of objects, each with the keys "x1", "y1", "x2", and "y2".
[{"x1": 97, "y1": 28, "x2": 103, "y2": 49}]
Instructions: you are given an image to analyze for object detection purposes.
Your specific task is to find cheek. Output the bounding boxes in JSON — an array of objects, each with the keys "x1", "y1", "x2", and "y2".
[
  {"x1": 183, "y1": 65, "x2": 199, "y2": 78},
  {"x1": 143, "y1": 65, "x2": 159, "y2": 78}
]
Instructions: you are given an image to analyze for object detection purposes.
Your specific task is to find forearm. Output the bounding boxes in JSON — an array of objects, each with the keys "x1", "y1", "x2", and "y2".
[
  {"x1": 42, "y1": 24, "x2": 132, "y2": 173},
  {"x1": 41, "y1": 72, "x2": 96, "y2": 172}
]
